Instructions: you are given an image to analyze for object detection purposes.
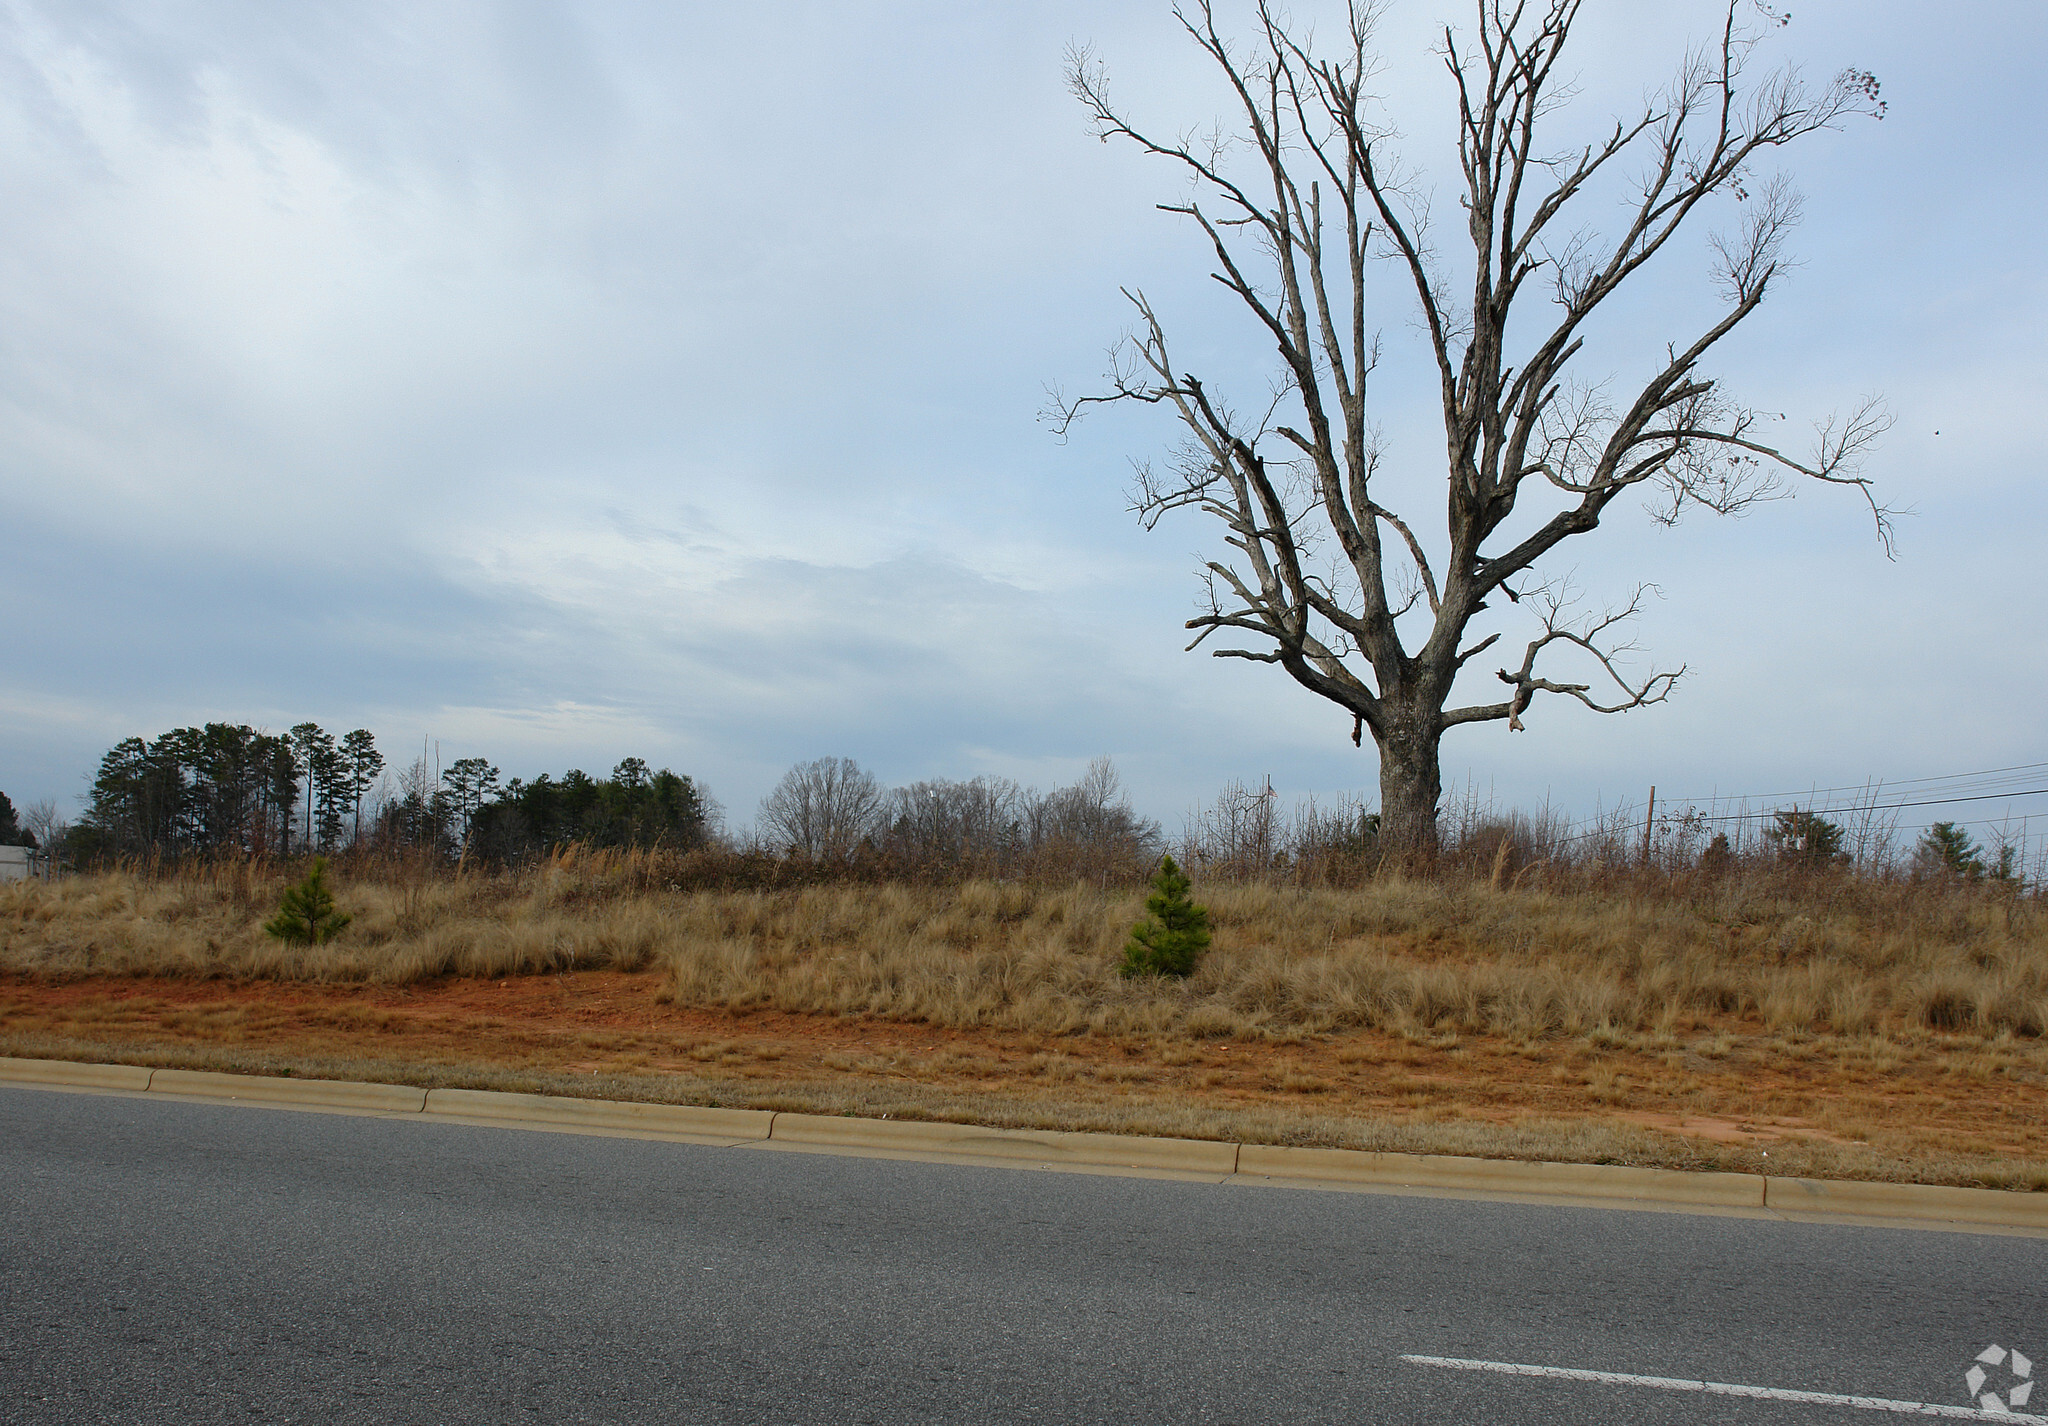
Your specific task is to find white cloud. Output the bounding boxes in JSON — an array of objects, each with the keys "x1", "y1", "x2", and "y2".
[{"x1": 1, "y1": 0, "x2": 2043, "y2": 845}]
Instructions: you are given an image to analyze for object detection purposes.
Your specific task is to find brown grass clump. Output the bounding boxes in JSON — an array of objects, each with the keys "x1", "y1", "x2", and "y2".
[
  {"x1": 4, "y1": 852, "x2": 2045, "y2": 1047},
  {"x1": 0, "y1": 854, "x2": 673, "y2": 984},
  {"x1": 647, "y1": 874, "x2": 2048, "y2": 1042}
]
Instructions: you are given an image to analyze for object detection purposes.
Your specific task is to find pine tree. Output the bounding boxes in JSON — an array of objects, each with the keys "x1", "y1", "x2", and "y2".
[
  {"x1": 1767, "y1": 808, "x2": 1846, "y2": 866},
  {"x1": 338, "y1": 730, "x2": 384, "y2": 846},
  {"x1": 1989, "y1": 842, "x2": 2023, "y2": 888},
  {"x1": 1916, "y1": 821, "x2": 1984, "y2": 881},
  {"x1": 1120, "y1": 854, "x2": 1211, "y2": 978},
  {"x1": 311, "y1": 743, "x2": 350, "y2": 852},
  {"x1": 288, "y1": 724, "x2": 334, "y2": 852},
  {"x1": 263, "y1": 858, "x2": 351, "y2": 945}
]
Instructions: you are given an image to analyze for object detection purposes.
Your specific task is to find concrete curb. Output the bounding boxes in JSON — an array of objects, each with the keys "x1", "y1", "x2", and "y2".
[
  {"x1": 424, "y1": 1087, "x2": 773, "y2": 1141},
  {"x1": 1237, "y1": 1143, "x2": 1767, "y2": 1208},
  {"x1": 150, "y1": 1067, "x2": 428, "y2": 1113},
  {"x1": 5, "y1": 1055, "x2": 2044, "y2": 1230},
  {"x1": 0, "y1": 1056, "x2": 154, "y2": 1092},
  {"x1": 768, "y1": 1111, "x2": 1240, "y2": 1175},
  {"x1": 1763, "y1": 1175, "x2": 2048, "y2": 1228}
]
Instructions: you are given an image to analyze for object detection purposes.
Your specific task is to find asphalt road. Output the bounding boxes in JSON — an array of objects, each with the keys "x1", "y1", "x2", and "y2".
[{"x1": 5, "y1": 1084, "x2": 2047, "y2": 1425}]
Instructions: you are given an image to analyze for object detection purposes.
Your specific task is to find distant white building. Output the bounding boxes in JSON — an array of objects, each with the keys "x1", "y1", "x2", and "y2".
[{"x1": 0, "y1": 845, "x2": 47, "y2": 883}]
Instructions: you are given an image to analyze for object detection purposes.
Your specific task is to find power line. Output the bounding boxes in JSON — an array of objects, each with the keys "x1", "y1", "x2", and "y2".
[
  {"x1": 1543, "y1": 786, "x2": 2048, "y2": 849},
  {"x1": 1665, "y1": 760, "x2": 2048, "y2": 807},
  {"x1": 1677, "y1": 786, "x2": 2048, "y2": 825}
]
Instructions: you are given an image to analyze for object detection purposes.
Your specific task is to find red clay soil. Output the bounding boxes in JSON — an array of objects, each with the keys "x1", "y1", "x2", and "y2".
[{"x1": 9, "y1": 968, "x2": 2047, "y2": 1174}]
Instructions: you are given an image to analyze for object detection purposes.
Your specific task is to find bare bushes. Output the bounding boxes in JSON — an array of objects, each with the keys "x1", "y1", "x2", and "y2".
[
  {"x1": 1175, "y1": 775, "x2": 2047, "y2": 902},
  {"x1": 745, "y1": 756, "x2": 1160, "y2": 885}
]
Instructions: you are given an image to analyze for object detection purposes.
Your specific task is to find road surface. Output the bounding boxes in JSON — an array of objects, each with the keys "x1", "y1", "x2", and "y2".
[{"x1": 4, "y1": 1084, "x2": 2045, "y2": 1424}]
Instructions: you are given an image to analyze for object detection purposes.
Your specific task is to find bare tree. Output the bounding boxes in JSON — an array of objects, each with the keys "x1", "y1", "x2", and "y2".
[
  {"x1": 1051, "y1": 1, "x2": 1891, "y2": 854},
  {"x1": 757, "y1": 756, "x2": 887, "y2": 860},
  {"x1": 886, "y1": 775, "x2": 1025, "y2": 862},
  {"x1": 21, "y1": 798, "x2": 68, "y2": 854},
  {"x1": 1024, "y1": 756, "x2": 1161, "y2": 852}
]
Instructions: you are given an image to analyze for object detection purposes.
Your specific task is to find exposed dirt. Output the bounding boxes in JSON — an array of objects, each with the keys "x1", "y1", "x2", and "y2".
[{"x1": 7, "y1": 969, "x2": 2046, "y2": 1182}]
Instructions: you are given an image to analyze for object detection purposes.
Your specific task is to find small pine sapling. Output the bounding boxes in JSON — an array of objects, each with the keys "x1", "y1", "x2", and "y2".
[
  {"x1": 263, "y1": 857, "x2": 352, "y2": 945},
  {"x1": 1989, "y1": 841, "x2": 2023, "y2": 888},
  {"x1": 1120, "y1": 854, "x2": 1211, "y2": 978}
]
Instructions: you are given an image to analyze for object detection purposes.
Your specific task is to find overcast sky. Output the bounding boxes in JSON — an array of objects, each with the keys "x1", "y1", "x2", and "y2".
[{"x1": 1, "y1": 0, "x2": 2043, "y2": 843}]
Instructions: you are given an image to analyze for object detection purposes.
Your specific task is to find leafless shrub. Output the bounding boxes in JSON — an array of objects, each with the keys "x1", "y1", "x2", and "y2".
[
  {"x1": 748, "y1": 755, "x2": 1159, "y2": 884},
  {"x1": 1181, "y1": 778, "x2": 1284, "y2": 879},
  {"x1": 1020, "y1": 757, "x2": 1161, "y2": 881}
]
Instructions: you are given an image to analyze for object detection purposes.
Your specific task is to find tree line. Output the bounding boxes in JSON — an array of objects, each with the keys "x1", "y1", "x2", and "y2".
[
  {"x1": 54, "y1": 723, "x2": 715, "y2": 864},
  {"x1": 22, "y1": 723, "x2": 2032, "y2": 890},
  {"x1": 409, "y1": 755, "x2": 716, "y2": 862},
  {"x1": 65, "y1": 723, "x2": 384, "y2": 861},
  {"x1": 43, "y1": 728, "x2": 1152, "y2": 873}
]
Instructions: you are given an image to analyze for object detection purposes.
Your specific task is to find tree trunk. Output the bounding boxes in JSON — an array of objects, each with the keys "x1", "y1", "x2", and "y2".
[{"x1": 1376, "y1": 712, "x2": 1443, "y2": 861}]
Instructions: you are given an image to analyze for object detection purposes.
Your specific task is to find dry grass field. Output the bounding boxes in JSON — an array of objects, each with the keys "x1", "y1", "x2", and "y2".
[{"x1": 5, "y1": 851, "x2": 2046, "y2": 1190}]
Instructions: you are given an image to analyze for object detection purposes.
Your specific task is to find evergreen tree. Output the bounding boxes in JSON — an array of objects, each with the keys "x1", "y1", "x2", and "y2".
[
  {"x1": 441, "y1": 757, "x2": 501, "y2": 857},
  {"x1": 74, "y1": 723, "x2": 350, "y2": 859},
  {"x1": 186, "y1": 723, "x2": 268, "y2": 851},
  {"x1": 339, "y1": 730, "x2": 384, "y2": 844},
  {"x1": 0, "y1": 790, "x2": 20, "y2": 845},
  {"x1": 288, "y1": 724, "x2": 334, "y2": 852},
  {"x1": 641, "y1": 768, "x2": 710, "y2": 848},
  {"x1": 262, "y1": 858, "x2": 351, "y2": 944},
  {"x1": 1120, "y1": 854, "x2": 1211, "y2": 978},
  {"x1": 263, "y1": 737, "x2": 300, "y2": 856},
  {"x1": 311, "y1": 743, "x2": 350, "y2": 852},
  {"x1": 1989, "y1": 841, "x2": 2023, "y2": 888},
  {"x1": 1767, "y1": 808, "x2": 1846, "y2": 866},
  {"x1": 1915, "y1": 822, "x2": 1984, "y2": 881},
  {"x1": 555, "y1": 768, "x2": 601, "y2": 840},
  {"x1": 467, "y1": 761, "x2": 713, "y2": 860},
  {"x1": 79, "y1": 734, "x2": 192, "y2": 855}
]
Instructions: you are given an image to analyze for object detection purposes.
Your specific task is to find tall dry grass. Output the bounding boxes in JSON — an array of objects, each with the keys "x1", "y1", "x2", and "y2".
[{"x1": 4, "y1": 847, "x2": 2045, "y2": 1043}]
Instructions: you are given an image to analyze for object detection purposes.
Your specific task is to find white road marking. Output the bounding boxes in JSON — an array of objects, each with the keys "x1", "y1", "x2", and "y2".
[{"x1": 1400, "y1": 1354, "x2": 2048, "y2": 1421}]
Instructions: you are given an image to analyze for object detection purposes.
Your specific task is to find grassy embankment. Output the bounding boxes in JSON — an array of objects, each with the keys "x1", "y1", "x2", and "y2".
[{"x1": 4, "y1": 850, "x2": 2045, "y2": 1189}]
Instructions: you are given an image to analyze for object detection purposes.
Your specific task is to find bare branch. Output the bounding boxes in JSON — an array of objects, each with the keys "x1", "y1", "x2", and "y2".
[
  {"x1": 1467, "y1": 584, "x2": 1683, "y2": 730},
  {"x1": 1636, "y1": 393, "x2": 1897, "y2": 553},
  {"x1": 1367, "y1": 502, "x2": 1440, "y2": 613}
]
